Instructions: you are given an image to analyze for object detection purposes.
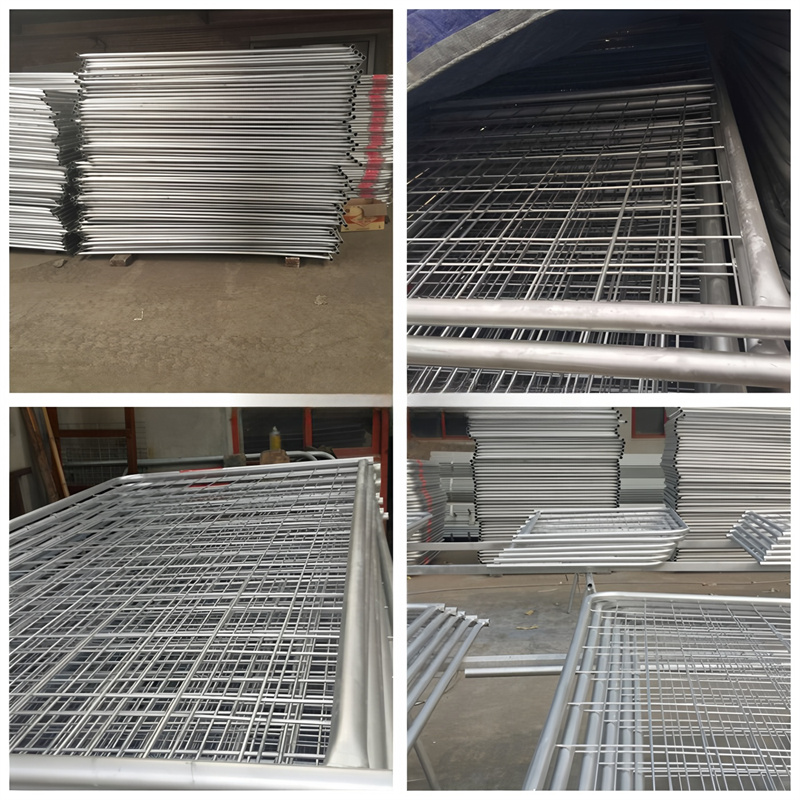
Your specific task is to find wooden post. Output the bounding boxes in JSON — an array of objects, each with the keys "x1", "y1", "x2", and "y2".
[{"x1": 21, "y1": 408, "x2": 60, "y2": 504}]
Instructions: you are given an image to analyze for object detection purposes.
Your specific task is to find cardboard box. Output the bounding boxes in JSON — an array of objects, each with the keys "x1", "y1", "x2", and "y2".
[{"x1": 343, "y1": 197, "x2": 388, "y2": 231}]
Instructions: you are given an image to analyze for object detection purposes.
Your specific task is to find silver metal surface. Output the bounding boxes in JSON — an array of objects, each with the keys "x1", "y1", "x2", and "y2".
[
  {"x1": 491, "y1": 507, "x2": 689, "y2": 568},
  {"x1": 407, "y1": 36, "x2": 789, "y2": 393},
  {"x1": 727, "y1": 510, "x2": 790, "y2": 566},
  {"x1": 469, "y1": 409, "x2": 623, "y2": 556},
  {"x1": 10, "y1": 459, "x2": 391, "y2": 788},
  {"x1": 342, "y1": 74, "x2": 393, "y2": 203},
  {"x1": 407, "y1": 460, "x2": 448, "y2": 565},
  {"x1": 10, "y1": 84, "x2": 79, "y2": 251},
  {"x1": 662, "y1": 407, "x2": 790, "y2": 560},
  {"x1": 73, "y1": 47, "x2": 362, "y2": 257},
  {"x1": 524, "y1": 591, "x2": 790, "y2": 790},
  {"x1": 407, "y1": 603, "x2": 488, "y2": 786}
]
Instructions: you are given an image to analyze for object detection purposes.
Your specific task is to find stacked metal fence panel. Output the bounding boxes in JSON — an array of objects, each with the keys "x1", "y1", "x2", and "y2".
[
  {"x1": 407, "y1": 604, "x2": 488, "y2": 760},
  {"x1": 662, "y1": 407, "x2": 790, "y2": 561},
  {"x1": 343, "y1": 74, "x2": 392, "y2": 202},
  {"x1": 524, "y1": 592, "x2": 790, "y2": 790},
  {"x1": 429, "y1": 451, "x2": 479, "y2": 539},
  {"x1": 407, "y1": 460, "x2": 447, "y2": 565},
  {"x1": 468, "y1": 409, "x2": 623, "y2": 556},
  {"x1": 490, "y1": 507, "x2": 688, "y2": 569},
  {"x1": 727, "y1": 510, "x2": 790, "y2": 566},
  {"x1": 619, "y1": 453, "x2": 665, "y2": 505},
  {"x1": 407, "y1": 27, "x2": 789, "y2": 393},
  {"x1": 73, "y1": 47, "x2": 362, "y2": 258},
  {"x1": 10, "y1": 79, "x2": 80, "y2": 252},
  {"x1": 9, "y1": 459, "x2": 391, "y2": 789}
]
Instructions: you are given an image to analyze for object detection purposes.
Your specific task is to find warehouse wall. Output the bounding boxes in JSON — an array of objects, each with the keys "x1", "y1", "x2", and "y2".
[
  {"x1": 10, "y1": 9, "x2": 393, "y2": 73},
  {"x1": 55, "y1": 407, "x2": 233, "y2": 459}
]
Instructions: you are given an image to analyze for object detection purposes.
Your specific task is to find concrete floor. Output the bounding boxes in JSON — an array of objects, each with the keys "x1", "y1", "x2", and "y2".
[
  {"x1": 10, "y1": 223, "x2": 392, "y2": 393},
  {"x1": 407, "y1": 570, "x2": 790, "y2": 791}
]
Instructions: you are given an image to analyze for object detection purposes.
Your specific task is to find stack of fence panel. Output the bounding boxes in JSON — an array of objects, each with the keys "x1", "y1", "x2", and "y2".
[
  {"x1": 407, "y1": 460, "x2": 447, "y2": 565},
  {"x1": 10, "y1": 459, "x2": 391, "y2": 790},
  {"x1": 10, "y1": 76, "x2": 80, "y2": 252},
  {"x1": 73, "y1": 46, "x2": 362, "y2": 258},
  {"x1": 662, "y1": 407, "x2": 790, "y2": 562},
  {"x1": 490, "y1": 507, "x2": 688, "y2": 569},
  {"x1": 430, "y1": 452, "x2": 479, "y2": 539},
  {"x1": 342, "y1": 74, "x2": 392, "y2": 202},
  {"x1": 619, "y1": 453, "x2": 665, "y2": 504},
  {"x1": 407, "y1": 603, "x2": 488, "y2": 787},
  {"x1": 727, "y1": 510, "x2": 790, "y2": 566},
  {"x1": 468, "y1": 409, "x2": 623, "y2": 558}
]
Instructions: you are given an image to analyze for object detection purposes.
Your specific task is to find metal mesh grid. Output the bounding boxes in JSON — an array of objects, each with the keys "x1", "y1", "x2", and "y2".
[
  {"x1": 407, "y1": 81, "x2": 743, "y2": 393},
  {"x1": 525, "y1": 592, "x2": 790, "y2": 790},
  {"x1": 10, "y1": 463, "x2": 364, "y2": 767}
]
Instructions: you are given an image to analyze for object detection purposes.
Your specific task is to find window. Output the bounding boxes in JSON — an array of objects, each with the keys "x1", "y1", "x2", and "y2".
[{"x1": 631, "y1": 407, "x2": 666, "y2": 438}]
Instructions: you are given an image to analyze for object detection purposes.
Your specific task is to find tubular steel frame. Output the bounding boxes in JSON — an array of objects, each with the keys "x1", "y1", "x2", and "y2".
[
  {"x1": 407, "y1": 70, "x2": 790, "y2": 393},
  {"x1": 9, "y1": 458, "x2": 391, "y2": 790},
  {"x1": 523, "y1": 592, "x2": 790, "y2": 791},
  {"x1": 407, "y1": 603, "x2": 488, "y2": 789}
]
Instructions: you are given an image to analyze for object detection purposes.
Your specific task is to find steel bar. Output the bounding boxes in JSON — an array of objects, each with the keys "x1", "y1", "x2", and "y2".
[
  {"x1": 523, "y1": 592, "x2": 790, "y2": 790},
  {"x1": 407, "y1": 299, "x2": 790, "y2": 339},
  {"x1": 10, "y1": 459, "x2": 390, "y2": 787},
  {"x1": 408, "y1": 337, "x2": 790, "y2": 391},
  {"x1": 73, "y1": 46, "x2": 363, "y2": 257}
]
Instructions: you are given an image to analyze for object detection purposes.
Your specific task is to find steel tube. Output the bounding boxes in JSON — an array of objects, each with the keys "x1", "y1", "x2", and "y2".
[
  {"x1": 407, "y1": 336, "x2": 790, "y2": 391},
  {"x1": 407, "y1": 621, "x2": 486, "y2": 751},
  {"x1": 9, "y1": 755, "x2": 392, "y2": 790},
  {"x1": 325, "y1": 459, "x2": 373, "y2": 769},
  {"x1": 408, "y1": 298, "x2": 789, "y2": 339}
]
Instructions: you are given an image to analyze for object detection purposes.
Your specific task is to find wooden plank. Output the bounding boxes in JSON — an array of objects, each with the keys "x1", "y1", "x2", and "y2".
[
  {"x1": 21, "y1": 409, "x2": 60, "y2": 505},
  {"x1": 41, "y1": 408, "x2": 69, "y2": 499}
]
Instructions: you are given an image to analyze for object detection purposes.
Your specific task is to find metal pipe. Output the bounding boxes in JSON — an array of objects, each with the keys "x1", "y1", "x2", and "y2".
[
  {"x1": 9, "y1": 755, "x2": 392, "y2": 790},
  {"x1": 407, "y1": 620, "x2": 487, "y2": 751},
  {"x1": 324, "y1": 459, "x2": 373, "y2": 769},
  {"x1": 408, "y1": 298, "x2": 790, "y2": 339},
  {"x1": 407, "y1": 336, "x2": 790, "y2": 391},
  {"x1": 712, "y1": 68, "x2": 789, "y2": 310}
]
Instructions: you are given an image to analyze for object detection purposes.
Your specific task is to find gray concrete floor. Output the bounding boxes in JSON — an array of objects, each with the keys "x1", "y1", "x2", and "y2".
[
  {"x1": 10, "y1": 223, "x2": 391, "y2": 393},
  {"x1": 407, "y1": 570, "x2": 790, "y2": 791}
]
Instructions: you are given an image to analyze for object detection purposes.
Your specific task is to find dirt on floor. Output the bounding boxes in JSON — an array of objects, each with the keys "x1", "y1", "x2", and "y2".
[{"x1": 10, "y1": 224, "x2": 392, "y2": 394}]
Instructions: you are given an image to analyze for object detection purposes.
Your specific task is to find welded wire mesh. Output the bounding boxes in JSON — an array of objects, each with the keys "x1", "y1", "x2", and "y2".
[
  {"x1": 727, "y1": 511, "x2": 790, "y2": 566},
  {"x1": 73, "y1": 46, "x2": 362, "y2": 257},
  {"x1": 10, "y1": 461, "x2": 380, "y2": 769},
  {"x1": 406, "y1": 25, "x2": 765, "y2": 393},
  {"x1": 525, "y1": 592, "x2": 790, "y2": 790},
  {"x1": 662, "y1": 407, "x2": 790, "y2": 561}
]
